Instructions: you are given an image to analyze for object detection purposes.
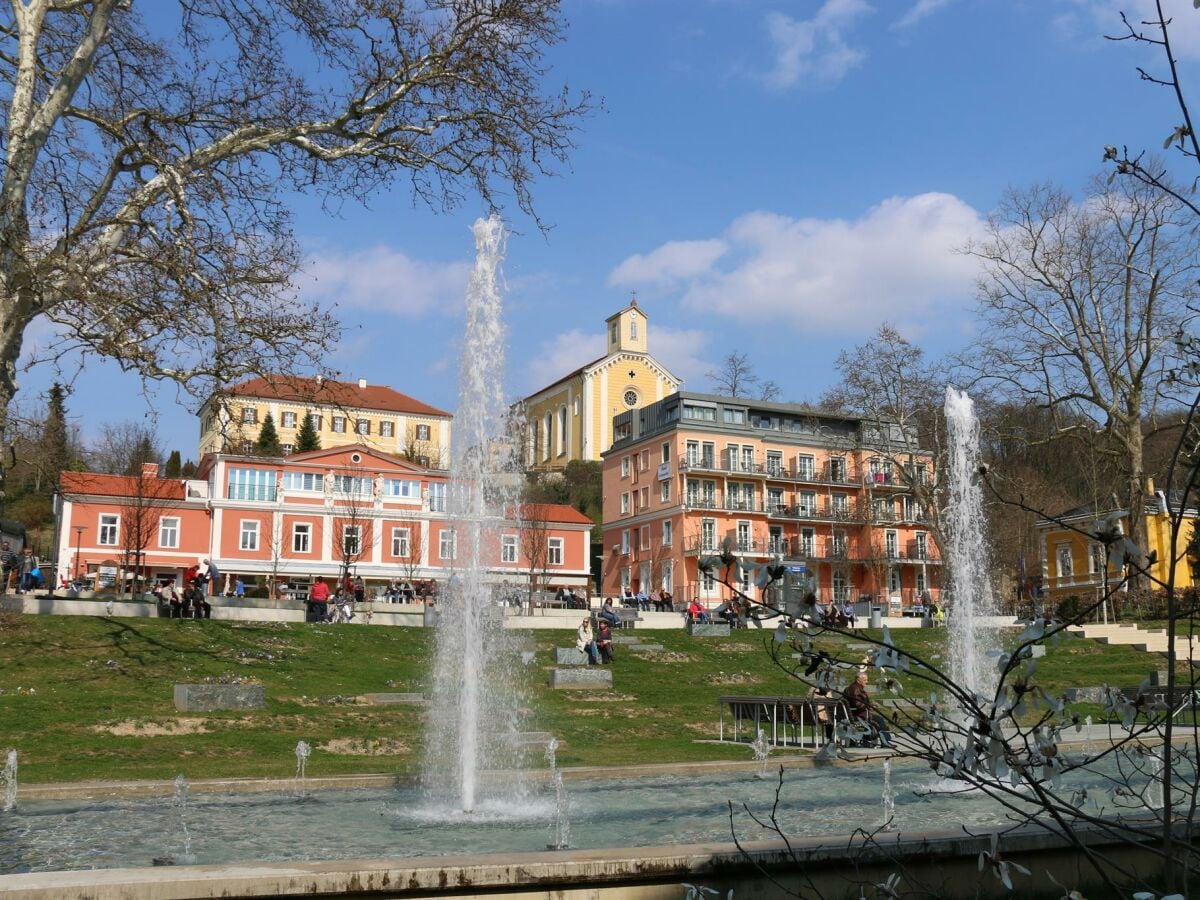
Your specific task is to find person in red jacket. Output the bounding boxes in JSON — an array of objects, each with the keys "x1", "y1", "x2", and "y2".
[{"x1": 309, "y1": 576, "x2": 331, "y2": 622}]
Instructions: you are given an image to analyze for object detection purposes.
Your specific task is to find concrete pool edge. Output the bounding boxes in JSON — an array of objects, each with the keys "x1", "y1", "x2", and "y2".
[{"x1": 0, "y1": 819, "x2": 1175, "y2": 900}]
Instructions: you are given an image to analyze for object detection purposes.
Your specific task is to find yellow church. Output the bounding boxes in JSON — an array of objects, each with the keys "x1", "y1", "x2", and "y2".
[{"x1": 518, "y1": 300, "x2": 681, "y2": 470}]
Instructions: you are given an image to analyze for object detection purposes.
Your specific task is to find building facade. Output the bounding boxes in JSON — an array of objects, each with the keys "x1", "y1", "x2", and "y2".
[
  {"x1": 56, "y1": 446, "x2": 593, "y2": 593},
  {"x1": 198, "y1": 376, "x2": 453, "y2": 467},
  {"x1": 517, "y1": 300, "x2": 681, "y2": 470},
  {"x1": 1036, "y1": 484, "x2": 1200, "y2": 605},
  {"x1": 600, "y1": 392, "x2": 942, "y2": 609}
]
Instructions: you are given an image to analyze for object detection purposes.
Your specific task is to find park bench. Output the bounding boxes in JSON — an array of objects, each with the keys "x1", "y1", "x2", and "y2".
[
  {"x1": 717, "y1": 694, "x2": 848, "y2": 749},
  {"x1": 591, "y1": 608, "x2": 640, "y2": 631}
]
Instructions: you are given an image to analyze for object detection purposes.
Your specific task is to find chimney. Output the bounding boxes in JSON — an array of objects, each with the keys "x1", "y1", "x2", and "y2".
[
  {"x1": 141, "y1": 462, "x2": 160, "y2": 479},
  {"x1": 358, "y1": 378, "x2": 367, "y2": 389}
]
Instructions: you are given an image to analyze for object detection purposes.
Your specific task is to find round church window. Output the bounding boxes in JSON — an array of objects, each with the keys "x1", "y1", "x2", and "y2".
[{"x1": 623, "y1": 389, "x2": 638, "y2": 408}]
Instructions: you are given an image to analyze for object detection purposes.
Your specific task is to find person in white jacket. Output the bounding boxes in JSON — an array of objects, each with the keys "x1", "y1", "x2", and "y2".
[{"x1": 575, "y1": 618, "x2": 599, "y2": 665}]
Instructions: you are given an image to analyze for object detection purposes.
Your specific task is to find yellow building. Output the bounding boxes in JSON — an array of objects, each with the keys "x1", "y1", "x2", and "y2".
[
  {"x1": 517, "y1": 300, "x2": 681, "y2": 469},
  {"x1": 1036, "y1": 485, "x2": 1200, "y2": 603},
  {"x1": 198, "y1": 376, "x2": 452, "y2": 466}
]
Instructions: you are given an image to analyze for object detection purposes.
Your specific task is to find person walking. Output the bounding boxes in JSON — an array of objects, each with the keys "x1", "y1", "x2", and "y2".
[{"x1": 18, "y1": 547, "x2": 39, "y2": 594}]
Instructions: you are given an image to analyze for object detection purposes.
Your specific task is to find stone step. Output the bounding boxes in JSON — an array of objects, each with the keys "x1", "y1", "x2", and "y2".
[
  {"x1": 627, "y1": 643, "x2": 664, "y2": 653},
  {"x1": 549, "y1": 667, "x2": 613, "y2": 690},
  {"x1": 360, "y1": 692, "x2": 425, "y2": 705},
  {"x1": 612, "y1": 635, "x2": 643, "y2": 645},
  {"x1": 554, "y1": 647, "x2": 588, "y2": 666},
  {"x1": 687, "y1": 622, "x2": 731, "y2": 637}
]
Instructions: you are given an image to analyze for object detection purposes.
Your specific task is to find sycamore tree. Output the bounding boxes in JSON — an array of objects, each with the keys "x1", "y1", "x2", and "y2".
[{"x1": 0, "y1": 0, "x2": 587, "y2": 434}]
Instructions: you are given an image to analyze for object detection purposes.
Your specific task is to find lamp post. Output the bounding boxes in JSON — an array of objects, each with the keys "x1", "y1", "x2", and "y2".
[{"x1": 73, "y1": 525, "x2": 86, "y2": 583}]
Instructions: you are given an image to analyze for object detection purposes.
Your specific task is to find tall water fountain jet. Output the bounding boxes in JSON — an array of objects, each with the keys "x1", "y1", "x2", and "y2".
[
  {"x1": 943, "y1": 387, "x2": 1000, "y2": 701},
  {"x1": 2, "y1": 749, "x2": 16, "y2": 811},
  {"x1": 424, "y1": 216, "x2": 525, "y2": 814}
]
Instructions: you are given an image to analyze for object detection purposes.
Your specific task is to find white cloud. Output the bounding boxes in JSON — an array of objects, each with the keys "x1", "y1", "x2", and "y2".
[
  {"x1": 608, "y1": 239, "x2": 727, "y2": 288},
  {"x1": 892, "y1": 0, "x2": 954, "y2": 30},
  {"x1": 610, "y1": 193, "x2": 985, "y2": 334},
  {"x1": 302, "y1": 245, "x2": 471, "y2": 316},
  {"x1": 647, "y1": 326, "x2": 713, "y2": 385},
  {"x1": 1059, "y1": 0, "x2": 1200, "y2": 59},
  {"x1": 523, "y1": 329, "x2": 606, "y2": 395},
  {"x1": 764, "y1": 0, "x2": 874, "y2": 88}
]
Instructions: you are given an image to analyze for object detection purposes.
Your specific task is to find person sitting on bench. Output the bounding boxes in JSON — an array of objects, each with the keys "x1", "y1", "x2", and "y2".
[
  {"x1": 715, "y1": 599, "x2": 742, "y2": 628},
  {"x1": 598, "y1": 597, "x2": 621, "y2": 628},
  {"x1": 687, "y1": 599, "x2": 710, "y2": 624}
]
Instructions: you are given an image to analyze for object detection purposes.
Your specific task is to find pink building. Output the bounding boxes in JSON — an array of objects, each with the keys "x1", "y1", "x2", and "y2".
[
  {"x1": 600, "y1": 392, "x2": 942, "y2": 610},
  {"x1": 56, "y1": 445, "x2": 592, "y2": 594}
]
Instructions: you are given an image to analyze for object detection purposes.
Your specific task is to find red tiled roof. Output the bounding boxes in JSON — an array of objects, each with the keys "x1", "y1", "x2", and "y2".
[
  {"x1": 510, "y1": 503, "x2": 595, "y2": 526},
  {"x1": 61, "y1": 471, "x2": 187, "y2": 500},
  {"x1": 221, "y1": 376, "x2": 451, "y2": 418}
]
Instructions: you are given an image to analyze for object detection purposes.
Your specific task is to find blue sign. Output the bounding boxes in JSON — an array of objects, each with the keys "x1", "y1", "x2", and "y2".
[{"x1": 786, "y1": 565, "x2": 807, "y2": 574}]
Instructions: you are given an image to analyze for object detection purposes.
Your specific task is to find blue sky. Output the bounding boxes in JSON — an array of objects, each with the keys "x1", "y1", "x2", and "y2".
[{"x1": 20, "y1": 0, "x2": 1200, "y2": 461}]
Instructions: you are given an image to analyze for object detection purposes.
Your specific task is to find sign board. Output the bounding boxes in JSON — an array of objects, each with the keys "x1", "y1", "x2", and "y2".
[
  {"x1": 657, "y1": 462, "x2": 671, "y2": 481},
  {"x1": 786, "y1": 565, "x2": 807, "y2": 574},
  {"x1": 97, "y1": 565, "x2": 118, "y2": 588}
]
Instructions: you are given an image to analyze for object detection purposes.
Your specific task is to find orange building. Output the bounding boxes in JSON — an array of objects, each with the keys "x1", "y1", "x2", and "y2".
[
  {"x1": 600, "y1": 392, "x2": 942, "y2": 609},
  {"x1": 56, "y1": 446, "x2": 592, "y2": 593}
]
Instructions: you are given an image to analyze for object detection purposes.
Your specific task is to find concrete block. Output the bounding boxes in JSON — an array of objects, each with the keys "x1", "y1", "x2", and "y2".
[
  {"x1": 1064, "y1": 687, "x2": 1107, "y2": 704},
  {"x1": 687, "y1": 622, "x2": 731, "y2": 637},
  {"x1": 554, "y1": 647, "x2": 589, "y2": 665},
  {"x1": 361, "y1": 692, "x2": 425, "y2": 706},
  {"x1": 173, "y1": 683, "x2": 264, "y2": 712},
  {"x1": 1029, "y1": 644, "x2": 1046, "y2": 658},
  {"x1": 612, "y1": 635, "x2": 642, "y2": 645},
  {"x1": 628, "y1": 643, "x2": 663, "y2": 653},
  {"x1": 549, "y1": 667, "x2": 613, "y2": 689}
]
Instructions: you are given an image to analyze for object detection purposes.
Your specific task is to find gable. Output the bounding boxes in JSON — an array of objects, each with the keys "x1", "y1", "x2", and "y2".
[{"x1": 284, "y1": 444, "x2": 432, "y2": 474}]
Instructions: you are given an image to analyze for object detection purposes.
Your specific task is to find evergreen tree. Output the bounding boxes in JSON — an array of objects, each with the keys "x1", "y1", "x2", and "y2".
[
  {"x1": 180, "y1": 459, "x2": 198, "y2": 478},
  {"x1": 164, "y1": 450, "x2": 182, "y2": 478},
  {"x1": 295, "y1": 411, "x2": 320, "y2": 452},
  {"x1": 40, "y1": 382, "x2": 71, "y2": 493},
  {"x1": 125, "y1": 433, "x2": 157, "y2": 475},
  {"x1": 255, "y1": 412, "x2": 283, "y2": 456}
]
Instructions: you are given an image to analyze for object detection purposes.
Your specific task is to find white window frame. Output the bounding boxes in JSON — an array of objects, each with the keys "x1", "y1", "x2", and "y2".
[
  {"x1": 293, "y1": 522, "x2": 312, "y2": 554},
  {"x1": 501, "y1": 534, "x2": 518, "y2": 564},
  {"x1": 439, "y1": 528, "x2": 457, "y2": 561},
  {"x1": 660, "y1": 480, "x2": 670, "y2": 503},
  {"x1": 281, "y1": 412, "x2": 297, "y2": 428},
  {"x1": 99, "y1": 514, "x2": 119, "y2": 546},
  {"x1": 241, "y1": 406, "x2": 257, "y2": 425},
  {"x1": 343, "y1": 524, "x2": 362, "y2": 556},
  {"x1": 391, "y1": 527, "x2": 410, "y2": 557},
  {"x1": 380, "y1": 420, "x2": 395, "y2": 438},
  {"x1": 158, "y1": 516, "x2": 179, "y2": 549},
  {"x1": 548, "y1": 537, "x2": 564, "y2": 566},
  {"x1": 621, "y1": 529, "x2": 630, "y2": 554},
  {"x1": 240, "y1": 519, "x2": 260, "y2": 551},
  {"x1": 621, "y1": 456, "x2": 631, "y2": 478},
  {"x1": 332, "y1": 416, "x2": 346, "y2": 434},
  {"x1": 640, "y1": 526, "x2": 650, "y2": 551},
  {"x1": 356, "y1": 418, "x2": 370, "y2": 436},
  {"x1": 416, "y1": 424, "x2": 431, "y2": 441},
  {"x1": 1056, "y1": 543, "x2": 1073, "y2": 579},
  {"x1": 662, "y1": 519, "x2": 673, "y2": 546},
  {"x1": 621, "y1": 492, "x2": 630, "y2": 515}
]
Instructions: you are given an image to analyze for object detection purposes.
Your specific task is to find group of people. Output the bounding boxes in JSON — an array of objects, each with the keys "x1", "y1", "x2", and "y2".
[
  {"x1": 575, "y1": 617, "x2": 614, "y2": 664},
  {"x1": 379, "y1": 579, "x2": 438, "y2": 604},
  {"x1": 619, "y1": 586, "x2": 674, "y2": 611},
  {"x1": 1, "y1": 543, "x2": 41, "y2": 594},
  {"x1": 154, "y1": 558, "x2": 219, "y2": 618},
  {"x1": 306, "y1": 576, "x2": 359, "y2": 623},
  {"x1": 790, "y1": 670, "x2": 895, "y2": 749}
]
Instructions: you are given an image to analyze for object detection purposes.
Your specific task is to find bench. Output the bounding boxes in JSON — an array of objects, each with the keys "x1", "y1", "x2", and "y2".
[
  {"x1": 717, "y1": 695, "x2": 848, "y2": 749},
  {"x1": 592, "y1": 609, "x2": 640, "y2": 631}
]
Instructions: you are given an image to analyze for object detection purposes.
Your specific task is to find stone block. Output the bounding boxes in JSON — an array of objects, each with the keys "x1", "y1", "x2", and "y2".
[
  {"x1": 173, "y1": 683, "x2": 264, "y2": 712},
  {"x1": 1064, "y1": 687, "x2": 1107, "y2": 704},
  {"x1": 361, "y1": 692, "x2": 425, "y2": 706},
  {"x1": 554, "y1": 647, "x2": 589, "y2": 665},
  {"x1": 628, "y1": 643, "x2": 663, "y2": 653},
  {"x1": 1029, "y1": 644, "x2": 1046, "y2": 658},
  {"x1": 549, "y1": 667, "x2": 613, "y2": 690},
  {"x1": 612, "y1": 634, "x2": 642, "y2": 645},
  {"x1": 687, "y1": 622, "x2": 731, "y2": 637}
]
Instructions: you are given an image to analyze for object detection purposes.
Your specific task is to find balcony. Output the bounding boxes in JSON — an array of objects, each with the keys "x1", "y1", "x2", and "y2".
[{"x1": 767, "y1": 502, "x2": 862, "y2": 523}]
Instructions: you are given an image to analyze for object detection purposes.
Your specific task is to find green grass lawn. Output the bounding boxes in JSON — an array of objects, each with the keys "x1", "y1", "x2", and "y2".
[{"x1": 0, "y1": 614, "x2": 1176, "y2": 785}]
